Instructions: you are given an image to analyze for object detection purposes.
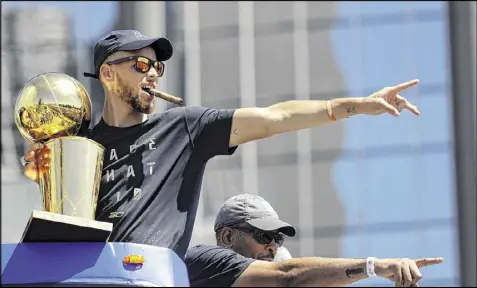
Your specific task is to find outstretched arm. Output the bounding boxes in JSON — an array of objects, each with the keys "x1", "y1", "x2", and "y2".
[
  {"x1": 234, "y1": 257, "x2": 368, "y2": 287},
  {"x1": 233, "y1": 257, "x2": 443, "y2": 287},
  {"x1": 229, "y1": 79, "x2": 421, "y2": 147}
]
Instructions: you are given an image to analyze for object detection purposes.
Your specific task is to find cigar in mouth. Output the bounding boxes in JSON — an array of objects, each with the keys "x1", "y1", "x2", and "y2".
[{"x1": 142, "y1": 87, "x2": 184, "y2": 105}]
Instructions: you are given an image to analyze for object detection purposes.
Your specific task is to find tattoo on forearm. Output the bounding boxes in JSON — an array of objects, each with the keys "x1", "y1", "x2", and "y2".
[
  {"x1": 233, "y1": 128, "x2": 238, "y2": 135},
  {"x1": 345, "y1": 268, "x2": 364, "y2": 278},
  {"x1": 345, "y1": 106, "x2": 356, "y2": 114}
]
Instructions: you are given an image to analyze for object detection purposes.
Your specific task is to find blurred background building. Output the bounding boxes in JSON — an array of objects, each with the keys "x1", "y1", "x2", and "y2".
[
  {"x1": 1, "y1": 4, "x2": 78, "y2": 242},
  {"x1": 1, "y1": 1, "x2": 475, "y2": 286}
]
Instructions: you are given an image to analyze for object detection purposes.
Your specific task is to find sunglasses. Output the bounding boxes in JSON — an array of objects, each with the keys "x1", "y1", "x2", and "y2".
[
  {"x1": 106, "y1": 56, "x2": 165, "y2": 77},
  {"x1": 232, "y1": 226, "x2": 285, "y2": 247}
]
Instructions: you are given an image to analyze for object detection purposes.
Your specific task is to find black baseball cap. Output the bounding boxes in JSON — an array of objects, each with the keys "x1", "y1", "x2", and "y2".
[
  {"x1": 83, "y1": 30, "x2": 173, "y2": 79},
  {"x1": 214, "y1": 194, "x2": 296, "y2": 237}
]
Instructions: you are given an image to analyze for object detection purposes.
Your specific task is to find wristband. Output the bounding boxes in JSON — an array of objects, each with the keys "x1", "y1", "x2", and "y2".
[{"x1": 366, "y1": 257, "x2": 378, "y2": 277}]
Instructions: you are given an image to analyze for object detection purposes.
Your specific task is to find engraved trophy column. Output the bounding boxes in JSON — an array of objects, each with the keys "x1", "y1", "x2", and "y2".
[{"x1": 14, "y1": 72, "x2": 113, "y2": 242}]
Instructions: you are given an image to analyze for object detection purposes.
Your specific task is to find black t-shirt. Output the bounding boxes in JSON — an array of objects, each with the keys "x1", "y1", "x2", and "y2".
[
  {"x1": 185, "y1": 245, "x2": 255, "y2": 287},
  {"x1": 78, "y1": 106, "x2": 237, "y2": 259}
]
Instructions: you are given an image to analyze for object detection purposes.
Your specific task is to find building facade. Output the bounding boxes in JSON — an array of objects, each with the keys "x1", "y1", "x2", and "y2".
[
  {"x1": 165, "y1": 2, "x2": 460, "y2": 286},
  {"x1": 1, "y1": 6, "x2": 76, "y2": 242}
]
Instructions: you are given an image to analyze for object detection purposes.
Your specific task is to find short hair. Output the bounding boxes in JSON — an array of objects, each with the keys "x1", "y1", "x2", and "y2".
[
  {"x1": 103, "y1": 51, "x2": 125, "y2": 63},
  {"x1": 215, "y1": 223, "x2": 255, "y2": 246},
  {"x1": 215, "y1": 228, "x2": 223, "y2": 245},
  {"x1": 98, "y1": 51, "x2": 124, "y2": 83}
]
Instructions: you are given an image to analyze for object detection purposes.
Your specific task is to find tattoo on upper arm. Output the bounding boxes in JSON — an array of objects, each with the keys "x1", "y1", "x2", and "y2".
[
  {"x1": 345, "y1": 106, "x2": 356, "y2": 114},
  {"x1": 345, "y1": 268, "x2": 364, "y2": 278},
  {"x1": 233, "y1": 128, "x2": 238, "y2": 135}
]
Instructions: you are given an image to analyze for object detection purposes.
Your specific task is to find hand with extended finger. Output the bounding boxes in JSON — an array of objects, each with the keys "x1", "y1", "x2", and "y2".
[
  {"x1": 375, "y1": 257, "x2": 444, "y2": 287},
  {"x1": 362, "y1": 79, "x2": 421, "y2": 117}
]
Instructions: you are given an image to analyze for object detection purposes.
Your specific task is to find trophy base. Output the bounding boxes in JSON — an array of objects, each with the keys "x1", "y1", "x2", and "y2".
[{"x1": 21, "y1": 210, "x2": 113, "y2": 243}]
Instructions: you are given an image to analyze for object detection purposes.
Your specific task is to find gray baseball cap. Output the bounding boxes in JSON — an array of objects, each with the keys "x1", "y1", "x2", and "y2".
[{"x1": 214, "y1": 194, "x2": 296, "y2": 237}]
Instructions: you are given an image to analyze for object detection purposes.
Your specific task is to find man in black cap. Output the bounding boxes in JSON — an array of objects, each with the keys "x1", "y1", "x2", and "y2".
[
  {"x1": 22, "y1": 29, "x2": 422, "y2": 260},
  {"x1": 185, "y1": 194, "x2": 444, "y2": 287}
]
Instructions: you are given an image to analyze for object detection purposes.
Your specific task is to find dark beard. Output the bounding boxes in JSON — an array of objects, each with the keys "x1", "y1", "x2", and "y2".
[
  {"x1": 114, "y1": 74, "x2": 155, "y2": 114},
  {"x1": 231, "y1": 232, "x2": 275, "y2": 261},
  {"x1": 256, "y1": 250, "x2": 275, "y2": 261}
]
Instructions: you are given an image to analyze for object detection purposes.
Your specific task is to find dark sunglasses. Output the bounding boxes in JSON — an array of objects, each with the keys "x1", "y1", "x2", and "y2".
[
  {"x1": 106, "y1": 56, "x2": 165, "y2": 77},
  {"x1": 232, "y1": 226, "x2": 285, "y2": 247}
]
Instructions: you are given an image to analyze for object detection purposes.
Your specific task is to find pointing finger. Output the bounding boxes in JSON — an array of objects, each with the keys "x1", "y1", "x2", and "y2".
[
  {"x1": 415, "y1": 257, "x2": 444, "y2": 268},
  {"x1": 392, "y1": 79, "x2": 419, "y2": 93}
]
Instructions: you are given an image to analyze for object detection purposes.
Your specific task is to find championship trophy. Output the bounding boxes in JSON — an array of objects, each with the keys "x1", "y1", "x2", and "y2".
[
  {"x1": 13, "y1": 72, "x2": 113, "y2": 242},
  {"x1": 2, "y1": 72, "x2": 189, "y2": 287}
]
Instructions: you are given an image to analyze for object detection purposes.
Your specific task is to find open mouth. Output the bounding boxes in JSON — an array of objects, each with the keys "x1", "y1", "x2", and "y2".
[
  {"x1": 141, "y1": 87, "x2": 153, "y2": 94},
  {"x1": 141, "y1": 87, "x2": 152, "y2": 93},
  {"x1": 140, "y1": 86, "x2": 155, "y2": 100}
]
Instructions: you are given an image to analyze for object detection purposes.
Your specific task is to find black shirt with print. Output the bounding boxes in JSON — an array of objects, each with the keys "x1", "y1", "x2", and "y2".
[{"x1": 78, "y1": 106, "x2": 237, "y2": 259}]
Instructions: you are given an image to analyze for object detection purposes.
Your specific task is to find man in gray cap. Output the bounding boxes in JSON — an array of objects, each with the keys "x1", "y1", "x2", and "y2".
[
  {"x1": 185, "y1": 194, "x2": 444, "y2": 287},
  {"x1": 213, "y1": 194, "x2": 296, "y2": 261}
]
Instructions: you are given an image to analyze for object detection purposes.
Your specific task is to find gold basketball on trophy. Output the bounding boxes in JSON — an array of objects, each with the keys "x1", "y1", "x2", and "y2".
[
  {"x1": 14, "y1": 72, "x2": 91, "y2": 143},
  {"x1": 14, "y1": 73, "x2": 105, "y2": 226}
]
